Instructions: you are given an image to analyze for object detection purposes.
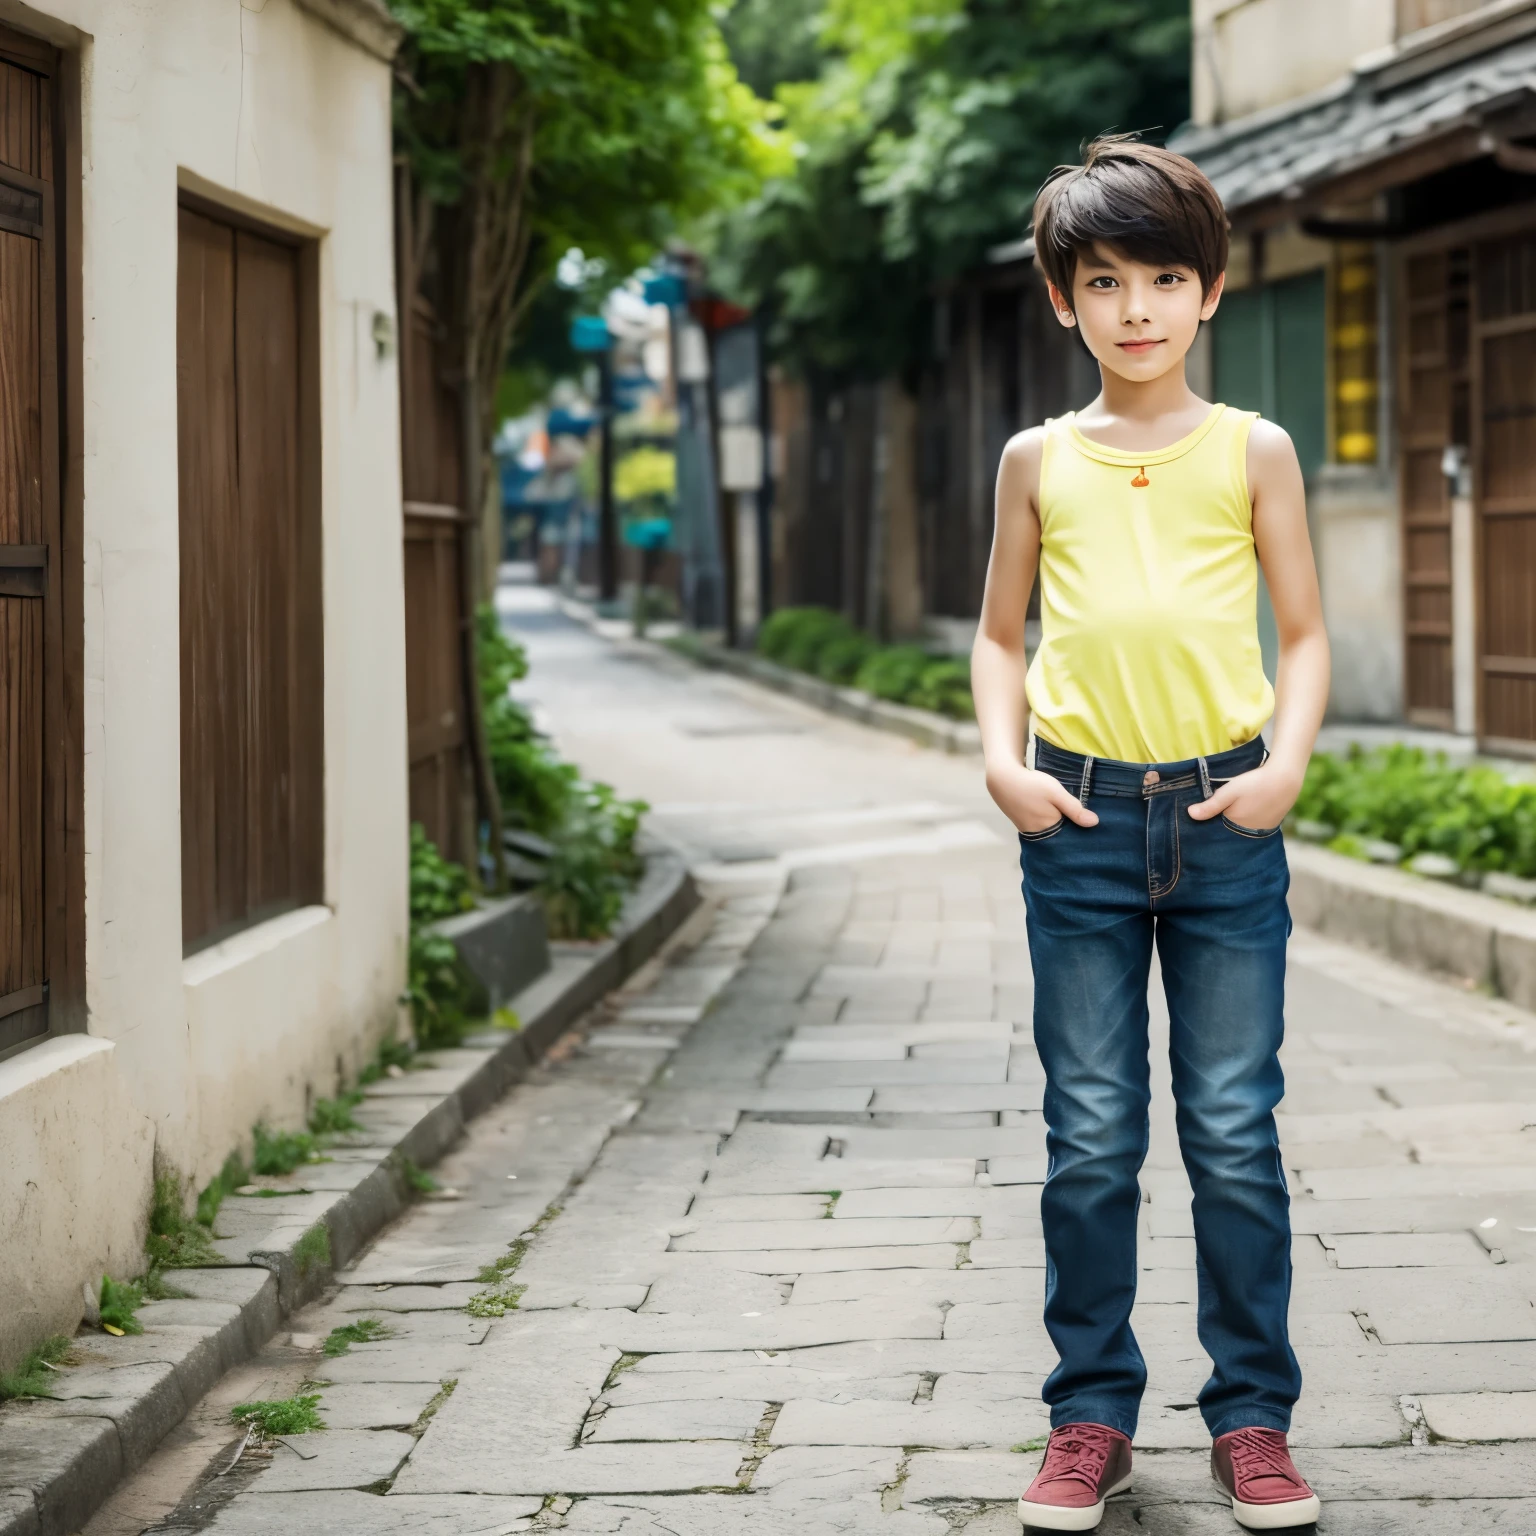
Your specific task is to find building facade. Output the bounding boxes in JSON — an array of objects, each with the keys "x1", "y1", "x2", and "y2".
[
  {"x1": 1179, "y1": 0, "x2": 1536, "y2": 742},
  {"x1": 0, "y1": 0, "x2": 409, "y2": 1365}
]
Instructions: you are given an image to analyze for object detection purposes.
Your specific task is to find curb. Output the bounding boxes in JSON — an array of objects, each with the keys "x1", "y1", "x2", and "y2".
[
  {"x1": 1287, "y1": 840, "x2": 1536, "y2": 1008},
  {"x1": 670, "y1": 640, "x2": 982, "y2": 756},
  {"x1": 0, "y1": 853, "x2": 699, "y2": 1536},
  {"x1": 546, "y1": 594, "x2": 980, "y2": 757}
]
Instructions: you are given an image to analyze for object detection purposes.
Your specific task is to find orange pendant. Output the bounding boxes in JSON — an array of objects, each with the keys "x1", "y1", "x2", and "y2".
[{"x1": 1131, "y1": 467, "x2": 1149, "y2": 487}]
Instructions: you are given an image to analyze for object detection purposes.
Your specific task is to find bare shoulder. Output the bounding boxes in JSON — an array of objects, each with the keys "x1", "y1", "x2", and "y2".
[
  {"x1": 1002, "y1": 423, "x2": 1049, "y2": 468},
  {"x1": 1244, "y1": 416, "x2": 1303, "y2": 501},
  {"x1": 1245, "y1": 417, "x2": 1300, "y2": 472}
]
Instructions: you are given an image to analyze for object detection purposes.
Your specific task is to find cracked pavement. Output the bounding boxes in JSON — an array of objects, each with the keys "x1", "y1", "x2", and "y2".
[{"x1": 87, "y1": 588, "x2": 1536, "y2": 1534}]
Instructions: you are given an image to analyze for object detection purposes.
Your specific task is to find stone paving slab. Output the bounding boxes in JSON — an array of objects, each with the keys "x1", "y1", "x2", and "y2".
[
  {"x1": 254, "y1": 1430, "x2": 416, "y2": 1492},
  {"x1": 670, "y1": 1217, "x2": 974, "y2": 1251},
  {"x1": 1419, "y1": 1389, "x2": 1536, "y2": 1441},
  {"x1": 312, "y1": 1381, "x2": 443, "y2": 1430},
  {"x1": 395, "y1": 1444, "x2": 748, "y2": 1497},
  {"x1": 195, "y1": 1491, "x2": 543, "y2": 1534}
]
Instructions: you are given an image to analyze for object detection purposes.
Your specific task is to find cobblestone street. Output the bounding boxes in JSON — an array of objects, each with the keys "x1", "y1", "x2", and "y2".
[{"x1": 95, "y1": 590, "x2": 1536, "y2": 1534}]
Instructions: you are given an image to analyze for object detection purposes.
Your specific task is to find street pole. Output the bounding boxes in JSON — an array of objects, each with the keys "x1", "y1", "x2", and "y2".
[{"x1": 598, "y1": 349, "x2": 618, "y2": 604}]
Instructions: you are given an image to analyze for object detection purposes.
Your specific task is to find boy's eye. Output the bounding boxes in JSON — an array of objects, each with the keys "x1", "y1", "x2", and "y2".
[
  {"x1": 1086, "y1": 276, "x2": 1117, "y2": 289},
  {"x1": 1154, "y1": 273, "x2": 1185, "y2": 285}
]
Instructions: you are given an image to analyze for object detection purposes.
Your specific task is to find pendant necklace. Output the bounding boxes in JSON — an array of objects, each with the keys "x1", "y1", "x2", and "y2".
[{"x1": 1131, "y1": 467, "x2": 1149, "y2": 487}]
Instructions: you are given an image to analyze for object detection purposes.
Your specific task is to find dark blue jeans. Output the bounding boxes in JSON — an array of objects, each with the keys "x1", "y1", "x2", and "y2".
[{"x1": 1019, "y1": 735, "x2": 1300, "y2": 1441}]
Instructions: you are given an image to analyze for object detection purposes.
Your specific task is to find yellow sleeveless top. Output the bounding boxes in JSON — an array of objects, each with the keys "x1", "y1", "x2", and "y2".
[{"x1": 1025, "y1": 403, "x2": 1274, "y2": 763}]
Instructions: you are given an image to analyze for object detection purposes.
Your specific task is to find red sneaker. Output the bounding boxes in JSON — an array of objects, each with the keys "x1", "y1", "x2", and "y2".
[
  {"x1": 1017, "y1": 1422, "x2": 1133, "y2": 1531},
  {"x1": 1211, "y1": 1428, "x2": 1320, "y2": 1529}
]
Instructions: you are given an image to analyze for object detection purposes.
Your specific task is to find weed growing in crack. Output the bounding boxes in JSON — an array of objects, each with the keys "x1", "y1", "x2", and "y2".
[
  {"x1": 1012, "y1": 1436, "x2": 1049, "y2": 1453},
  {"x1": 309, "y1": 1091, "x2": 364, "y2": 1137},
  {"x1": 146, "y1": 1173, "x2": 223, "y2": 1269},
  {"x1": 197, "y1": 1153, "x2": 251, "y2": 1228},
  {"x1": 410, "y1": 1378, "x2": 457, "y2": 1436},
  {"x1": 99, "y1": 1276, "x2": 146, "y2": 1336},
  {"x1": 231, "y1": 1393, "x2": 324, "y2": 1437},
  {"x1": 358, "y1": 1038, "x2": 415, "y2": 1086},
  {"x1": 396, "y1": 1155, "x2": 438, "y2": 1195},
  {"x1": 253, "y1": 1124, "x2": 324, "y2": 1176},
  {"x1": 294, "y1": 1222, "x2": 331, "y2": 1277},
  {"x1": 466, "y1": 1200, "x2": 561, "y2": 1315},
  {"x1": 0, "y1": 1336, "x2": 70, "y2": 1400},
  {"x1": 323, "y1": 1318, "x2": 396, "y2": 1356},
  {"x1": 141, "y1": 1268, "x2": 190, "y2": 1301},
  {"x1": 602, "y1": 1353, "x2": 645, "y2": 1390}
]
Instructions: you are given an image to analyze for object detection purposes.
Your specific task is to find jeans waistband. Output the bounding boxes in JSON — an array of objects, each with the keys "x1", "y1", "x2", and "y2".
[{"x1": 1033, "y1": 736, "x2": 1267, "y2": 800}]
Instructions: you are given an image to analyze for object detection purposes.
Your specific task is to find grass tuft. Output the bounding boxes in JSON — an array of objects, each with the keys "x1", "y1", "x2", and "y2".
[
  {"x1": 308, "y1": 1091, "x2": 364, "y2": 1137},
  {"x1": 196, "y1": 1153, "x2": 250, "y2": 1229},
  {"x1": 358, "y1": 1038, "x2": 415, "y2": 1087},
  {"x1": 397, "y1": 1155, "x2": 438, "y2": 1195},
  {"x1": 231, "y1": 1393, "x2": 324, "y2": 1437},
  {"x1": 1012, "y1": 1436, "x2": 1049, "y2": 1454},
  {"x1": 253, "y1": 1123, "x2": 322, "y2": 1176},
  {"x1": 0, "y1": 1335, "x2": 70, "y2": 1401},
  {"x1": 322, "y1": 1317, "x2": 395, "y2": 1357},
  {"x1": 293, "y1": 1222, "x2": 331, "y2": 1277},
  {"x1": 99, "y1": 1276, "x2": 146, "y2": 1335},
  {"x1": 146, "y1": 1173, "x2": 223, "y2": 1269},
  {"x1": 141, "y1": 1268, "x2": 190, "y2": 1301}
]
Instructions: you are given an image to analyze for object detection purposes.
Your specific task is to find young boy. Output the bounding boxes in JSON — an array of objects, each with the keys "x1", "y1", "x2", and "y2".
[{"x1": 971, "y1": 137, "x2": 1330, "y2": 1532}]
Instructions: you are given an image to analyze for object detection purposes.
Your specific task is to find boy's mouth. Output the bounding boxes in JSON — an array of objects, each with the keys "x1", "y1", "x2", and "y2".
[{"x1": 1117, "y1": 338, "x2": 1164, "y2": 354}]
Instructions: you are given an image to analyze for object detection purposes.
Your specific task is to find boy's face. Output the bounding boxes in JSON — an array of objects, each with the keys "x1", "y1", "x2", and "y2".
[{"x1": 1046, "y1": 242, "x2": 1224, "y2": 386}]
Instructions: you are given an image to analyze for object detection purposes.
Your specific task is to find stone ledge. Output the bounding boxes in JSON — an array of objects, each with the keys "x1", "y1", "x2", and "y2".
[
  {"x1": 1288, "y1": 840, "x2": 1536, "y2": 1007},
  {"x1": 0, "y1": 853, "x2": 698, "y2": 1536},
  {"x1": 428, "y1": 892, "x2": 550, "y2": 1012}
]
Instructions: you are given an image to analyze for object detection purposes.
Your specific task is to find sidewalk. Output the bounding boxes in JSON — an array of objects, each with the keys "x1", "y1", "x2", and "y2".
[{"x1": 82, "y1": 592, "x2": 1536, "y2": 1534}]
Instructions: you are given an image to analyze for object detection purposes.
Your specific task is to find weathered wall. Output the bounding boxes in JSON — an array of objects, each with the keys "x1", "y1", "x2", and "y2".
[{"x1": 0, "y1": 0, "x2": 407, "y2": 1366}]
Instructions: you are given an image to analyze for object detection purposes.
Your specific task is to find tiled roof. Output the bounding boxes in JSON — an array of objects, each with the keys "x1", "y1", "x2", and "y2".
[{"x1": 1170, "y1": 29, "x2": 1536, "y2": 212}]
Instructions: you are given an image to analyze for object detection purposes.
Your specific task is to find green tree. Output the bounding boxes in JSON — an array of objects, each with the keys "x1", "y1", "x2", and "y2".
[
  {"x1": 390, "y1": 0, "x2": 784, "y2": 506},
  {"x1": 711, "y1": 0, "x2": 1190, "y2": 378}
]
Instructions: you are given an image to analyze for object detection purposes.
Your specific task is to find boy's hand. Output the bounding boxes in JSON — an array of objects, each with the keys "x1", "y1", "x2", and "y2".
[
  {"x1": 986, "y1": 761, "x2": 1099, "y2": 835},
  {"x1": 1186, "y1": 762, "x2": 1302, "y2": 832}
]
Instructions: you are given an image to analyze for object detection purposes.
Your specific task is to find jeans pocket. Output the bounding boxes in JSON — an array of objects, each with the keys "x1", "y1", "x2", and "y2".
[
  {"x1": 1220, "y1": 814, "x2": 1281, "y2": 839},
  {"x1": 1019, "y1": 818, "x2": 1065, "y2": 843}
]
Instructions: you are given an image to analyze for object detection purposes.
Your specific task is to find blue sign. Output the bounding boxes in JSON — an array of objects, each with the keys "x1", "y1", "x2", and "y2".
[
  {"x1": 569, "y1": 315, "x2": 613, "y2": 353},
  {"x1": 642, "y1": 272, "x2": 687, "y2": 308}
]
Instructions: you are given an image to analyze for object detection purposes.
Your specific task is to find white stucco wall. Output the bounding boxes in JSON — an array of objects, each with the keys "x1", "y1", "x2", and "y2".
[{"x1": 0, "y1": 0, "x2": 408, "y2": 1366}]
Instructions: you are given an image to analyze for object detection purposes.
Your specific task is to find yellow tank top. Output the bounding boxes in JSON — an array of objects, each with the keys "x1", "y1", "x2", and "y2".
[{"x1": 1025, "y1": 403, "x2": 1274, "y2": 763}]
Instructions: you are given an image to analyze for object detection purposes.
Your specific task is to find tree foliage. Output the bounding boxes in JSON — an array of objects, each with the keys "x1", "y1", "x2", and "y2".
[
  {"x1": 390, "y1": 0, "x2": 784, "y2": 474},
  {"x1": 710, "y1": 0, "x2": 1191, "y2": 377}
]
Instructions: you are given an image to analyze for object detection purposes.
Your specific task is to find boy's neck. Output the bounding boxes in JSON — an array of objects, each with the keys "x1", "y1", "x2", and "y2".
[{"x1": 1084, "y1": 357, "x2": 1209, "y2": 428}]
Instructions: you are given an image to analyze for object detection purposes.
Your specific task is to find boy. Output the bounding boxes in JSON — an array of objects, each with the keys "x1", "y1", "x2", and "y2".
[{"x1": 970, "y1": 137, "x2": 1330, "y2": 1532}]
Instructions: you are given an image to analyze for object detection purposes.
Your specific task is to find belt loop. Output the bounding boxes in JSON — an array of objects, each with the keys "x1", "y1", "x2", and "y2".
[
  {"x1": 1198, "y1": 755, "x2": 1212, "y2": 800},
  {"x1": 1079, "y1": 754, "x2": 1095, "y2": 802}
]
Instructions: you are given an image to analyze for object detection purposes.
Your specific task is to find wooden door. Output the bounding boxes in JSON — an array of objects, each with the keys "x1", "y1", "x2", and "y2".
[
  {"x1": 178, "y1": 207, "x2": 322, "y2": 949},
  {"x1": 398, "y1": 288, "x2": 474, "y2": 864},
  {"x1": 1399, "y1": 249, "x2": 1465, "y2": 727},
  {"x1": 1475, "y1": 231, "x2": 1536, "y2": 749},
  {"x1": 0, "y1": 38, "x2": 60, "y2": 1054}
]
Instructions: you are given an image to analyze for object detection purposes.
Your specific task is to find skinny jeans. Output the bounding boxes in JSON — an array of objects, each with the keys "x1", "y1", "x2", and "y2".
[{"x1": 1018, "y1": 734, "x2": 1300, "y2": 1441}]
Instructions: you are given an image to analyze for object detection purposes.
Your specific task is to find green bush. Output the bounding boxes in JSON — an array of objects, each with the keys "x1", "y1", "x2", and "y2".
[
  {"x1": 756, "y1": 606, "x2": 974, "y2": 720},
  {"x1": 815, "y1": 628, "x2": 876, "y2": 684},
  {"x1": 475, "y1": 607, "x2": 647, "y2": 938},
  {"x1": 854, "y1": 644, "x2": 933, "y2": 703},
  {"x1": 405, "y1": 827, "x2": 479, "y2": 1048},
  {"x1": 757, "y1": 606, "x2": 854, "y2": 673},
  {"x1": 908, "y1": 658, "x2": 975, "y2": 721},
  {"x1": 1293, "y1": 746, "x2": 1536, "y2": 877}
]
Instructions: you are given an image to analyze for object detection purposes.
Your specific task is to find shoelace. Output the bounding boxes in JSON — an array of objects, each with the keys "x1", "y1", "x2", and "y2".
[
  {"x1": 1227, "y1": 1428, "x2": 1307, "y2": 1497},
  {"x1": 1038, "y1": 1426, "x2": 1114, "y2": 1494}
]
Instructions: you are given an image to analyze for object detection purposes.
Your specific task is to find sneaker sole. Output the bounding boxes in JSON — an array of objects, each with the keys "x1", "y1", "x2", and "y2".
[
  {"x1": 1219, "y1": 1485, "x2": 1321, "y2": 1530},
  {"x1": 1017, "y1": 1472, "x2": 1133, "y2": 1531}
]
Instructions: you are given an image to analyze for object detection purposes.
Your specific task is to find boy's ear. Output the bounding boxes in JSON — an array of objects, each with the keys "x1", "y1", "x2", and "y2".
[
  {"x1": 1200, "y1": 270, "x2": 1226, "y2": 322},
  {"x1": 1046, "y1": 280, "x2": 1077, "y2": 329}
]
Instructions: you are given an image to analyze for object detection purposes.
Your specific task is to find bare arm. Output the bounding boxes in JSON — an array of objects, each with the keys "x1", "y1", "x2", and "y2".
[
  {"x1": 1187, "y1": 419, "x2": 1330, "y2": 827},
  {"x1": 972, "y1": 430, "x2": 1098, "y2": 833}
]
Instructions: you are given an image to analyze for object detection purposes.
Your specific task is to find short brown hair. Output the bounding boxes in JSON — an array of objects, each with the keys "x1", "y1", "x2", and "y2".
[{"x1": 1032, "y1": 135, "x2": 1229, "y2": 305}]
